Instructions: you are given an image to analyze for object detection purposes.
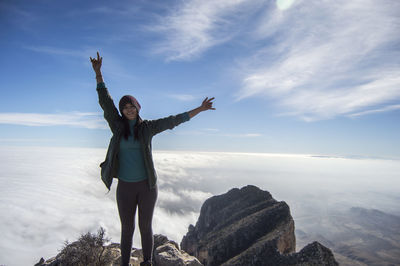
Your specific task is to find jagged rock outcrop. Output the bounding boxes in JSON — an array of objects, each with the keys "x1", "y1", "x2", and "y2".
[
  {"x1": 181, "y1": 185, "x2": 338, "y2": 266},
  {"x1": 153, "y1": 234, "x2": 202, "y2": 266},
  {"x1": 36, "y1": 234, "x2": 201, "y2": 266}
]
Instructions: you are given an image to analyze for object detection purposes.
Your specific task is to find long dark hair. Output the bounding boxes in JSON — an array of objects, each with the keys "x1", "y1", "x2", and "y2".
[
  {"x1": 119, "y1": 95, "x2": 142, "y2": 141},
  {"x1": 121, "y1": 115, "x2": 142, "y2": 140}
]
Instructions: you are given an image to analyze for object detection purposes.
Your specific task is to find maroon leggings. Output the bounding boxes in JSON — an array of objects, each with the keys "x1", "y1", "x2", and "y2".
[{"x1": 116, "y1": 179, "x2": 158, "y2": 266}]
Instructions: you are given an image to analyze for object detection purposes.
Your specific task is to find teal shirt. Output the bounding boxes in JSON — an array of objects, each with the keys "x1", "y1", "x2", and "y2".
[
  {"x1": 97, "y1": 81, "x2": 191, "y2": 190},
  {"x1": 118, "y1": 119, "x2": 148, "y2": 182}
]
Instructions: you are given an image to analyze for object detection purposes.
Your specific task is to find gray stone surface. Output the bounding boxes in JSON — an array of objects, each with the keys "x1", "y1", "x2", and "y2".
[
  {"x1": 181, "y1": 185, "x2": 338, "y2": 266},
  {"x1": 36, "y1": 235, "x2": 201, "y2": 266}
]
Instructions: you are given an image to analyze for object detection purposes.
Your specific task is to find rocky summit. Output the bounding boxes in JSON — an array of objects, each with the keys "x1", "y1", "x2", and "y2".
[
  {"x1": 36, "y1": 234, "x2": 201, "y2": 266},
  {"x1": 181, "y1": 185, "x2": 338, "y2": 266},
  {"x1": 36, "y1": 185, "x2": 338, "y2": 266}
]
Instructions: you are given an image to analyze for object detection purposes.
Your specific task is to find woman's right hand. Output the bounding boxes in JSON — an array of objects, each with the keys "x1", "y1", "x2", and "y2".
[{"x1": 90, "y1": 51, "x2": 102, "y2": 75}]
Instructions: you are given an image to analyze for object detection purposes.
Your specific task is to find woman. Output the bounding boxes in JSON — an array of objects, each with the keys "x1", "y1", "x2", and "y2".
[{"x1": 90, "y1": 52, "x2": 215, "y2": 266}]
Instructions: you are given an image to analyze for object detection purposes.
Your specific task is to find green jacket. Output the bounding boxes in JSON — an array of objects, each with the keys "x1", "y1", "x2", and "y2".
[{"x1": 97, "y1": 84, "x2": 190, "y2": 190}]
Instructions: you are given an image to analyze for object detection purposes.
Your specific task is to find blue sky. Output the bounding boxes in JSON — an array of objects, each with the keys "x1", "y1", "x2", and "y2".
[{"x1": 1, "y1": 0, "x2": 399, "y2": 157}]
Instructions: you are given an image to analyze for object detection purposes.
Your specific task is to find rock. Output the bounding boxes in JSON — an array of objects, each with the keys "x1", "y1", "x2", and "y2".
[
  {"x1": 35, "y1": 242, "x2": 122, "y2": 266},
  {"x1": 224, "y1": 241, "x2": 338, "y2": 266},
  {"x1": 181, "y1": 185, "x2": 338, "y2": 266},
  {"x1": 154, "y1": 242, "x2": 202, "y2": 266},
  {"x1": 112, "y1": 245, "x2": 142, "y2": 266},
  {"x1": 34, "y1": 258, "x2": 45, "y2": 266},
  {"x1": 154, "y1": 234, "x2": 179, "y2": 250},
  {"x1": 289, "y1": 241, "x2": 338, "y2": 265},
  {"x1": 36, "y1": 235, "x2": 201, "y2": 266},
  {"x1": 154, "y1": 234, "x2": 202, "y2": 266},
  {"x1": 181, "y1": 185, "x2": 295, "y2": 265}
]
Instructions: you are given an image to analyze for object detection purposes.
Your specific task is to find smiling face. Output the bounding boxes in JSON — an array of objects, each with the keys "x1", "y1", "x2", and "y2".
[{"x1": 122, "y1": 103, "x2": 138, "y2": 120}]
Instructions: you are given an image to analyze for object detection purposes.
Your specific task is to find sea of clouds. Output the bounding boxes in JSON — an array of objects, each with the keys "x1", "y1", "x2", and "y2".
[{"x1": 0, "y1": 146, "x2": 399, "y2": 265}]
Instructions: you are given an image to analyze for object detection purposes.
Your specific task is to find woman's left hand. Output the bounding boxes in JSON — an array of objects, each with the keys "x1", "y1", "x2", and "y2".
[
  {"x1": 188, "y1": 97, "x2": 216, "y2": 119},
  {"x1": 200, "y1": 97, "x2": 216, "y2": 111}
]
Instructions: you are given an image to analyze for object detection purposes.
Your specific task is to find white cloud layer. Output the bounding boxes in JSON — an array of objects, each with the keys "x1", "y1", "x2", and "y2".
[
  {"x1": 1, "y1": 147, "x2": 399, "y2": 265},
  {"x1": 0, "y1": 112, "x2": 107, "y2": 129}
]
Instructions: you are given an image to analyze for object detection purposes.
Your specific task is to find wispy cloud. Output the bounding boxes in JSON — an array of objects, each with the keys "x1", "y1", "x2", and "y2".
[
  {"x1": 177, "y1": 129, "x2": 262, "y2": 138},
  {"x1": 147, "y1": 0, "x2": 260, "y2": 61},
  {"x1": 203, "y1": 128, "x2": 220, "y2": 132},
  {"x1": 0, "y1": 138, "x2": 55, "y2": 142},
  {"x1": 221, "y1": 133, "x2": 263, "y2": 138},
  {"x1": 236, "y1": 0, "x2": 400, "y2": 121},
  {"x1": 65, "y1": 5, "x2": 144, "y2": 20},
  {"x1": 273, "y1": 73, "x2": 400, "y2": 121},
  {"x1": 348, "y1": 104, "x2": 400, "y2": 118},
  {"x1": 167, "y1": 94, "x2": 197, "y2": 101},
  {"x1": 149, "y1": 0, "x2": 400, "y2": 120},
  {"x1": 23, "y1": 46, "x2": 89, "y2": 58},
  {"x1": 0, "y1": 2, "x2": 39, "y2": 33},
  {"x1": 24, "y1": 46, "x2": 138, "y2": 81},
  {"x1": 0, "y1": 112, "x2": 107, "y2": 129}
]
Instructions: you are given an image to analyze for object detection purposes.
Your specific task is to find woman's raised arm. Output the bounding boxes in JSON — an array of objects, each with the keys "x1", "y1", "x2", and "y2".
[
  {"x1": 90, "y1": 52, "x2": 121, "y2": 133},
  {"x1": 146, "y1": 97, "x2": 215, "y2": 136}
]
